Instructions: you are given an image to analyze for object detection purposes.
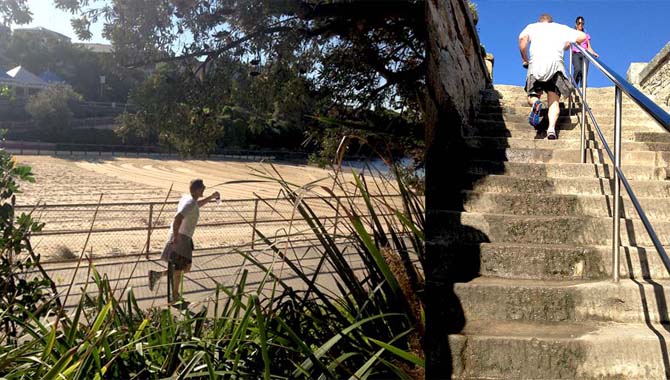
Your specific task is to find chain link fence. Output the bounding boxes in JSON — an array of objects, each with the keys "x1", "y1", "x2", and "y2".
[{"x1": 18, "y1": 194, "x2": 407, "y2": 262}]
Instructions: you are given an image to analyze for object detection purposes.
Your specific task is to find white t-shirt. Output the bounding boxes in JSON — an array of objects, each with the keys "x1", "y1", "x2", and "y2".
[
  {"x1": 519, "y1": 22, "x2": 582, "y2": 81},
  {"x1": 175, "y1": 194, "x2": 199, "y2": 238}
]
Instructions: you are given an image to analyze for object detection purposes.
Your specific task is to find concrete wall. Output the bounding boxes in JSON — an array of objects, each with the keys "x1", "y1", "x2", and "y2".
[
  {"x1": 628, "y1": 42, "x2": 670, "y2": 109},
  {"x1": 424, "y1": 0, "x2": 490, "y2": 377}
]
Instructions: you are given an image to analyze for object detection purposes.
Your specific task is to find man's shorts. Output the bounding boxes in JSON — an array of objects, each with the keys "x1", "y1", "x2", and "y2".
[
  {"x1": 160, "y1": 234, "x2": 194, "y2": 271},
  {"x1": 525, "y1": 72, "x2": 571, "y2": 98}
]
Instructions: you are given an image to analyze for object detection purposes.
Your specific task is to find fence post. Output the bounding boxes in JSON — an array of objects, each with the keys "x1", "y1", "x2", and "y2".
[
  {"x1": 333, "y1": 200, "x2": 340, "y2": 237},
  {"x1": 251, "y1": 199, "x2": 259, "y2": 249},
  {"x1": 146, "y1": 204, "x2": 153, "y2": 259}
]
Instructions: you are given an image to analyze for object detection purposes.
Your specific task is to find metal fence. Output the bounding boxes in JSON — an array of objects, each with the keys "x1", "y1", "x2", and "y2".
[{"x1": 18, "y1": 194, "x2": 408, "y2": 262}]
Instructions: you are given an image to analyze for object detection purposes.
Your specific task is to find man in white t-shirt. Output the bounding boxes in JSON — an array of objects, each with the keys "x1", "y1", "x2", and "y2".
[
  {"x1": 519, "y1": 13, "x2": 586, "y2": 139},
  {"x1": 148, "y1": 179, "x2": 220, "y2": 308}
]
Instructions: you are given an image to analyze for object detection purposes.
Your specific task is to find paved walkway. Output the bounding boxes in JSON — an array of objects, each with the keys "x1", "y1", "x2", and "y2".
[{"x1": 41, "y1": 242, "x2": 362, "y2": 312}]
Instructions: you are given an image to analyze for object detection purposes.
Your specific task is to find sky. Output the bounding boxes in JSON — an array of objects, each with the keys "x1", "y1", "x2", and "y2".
[
  {"x1": 11, "y1": 0, "x2": 109, "y2": 44},
  {"x1": 476, "y1": 0, "x2": 670, "y2": 88}
]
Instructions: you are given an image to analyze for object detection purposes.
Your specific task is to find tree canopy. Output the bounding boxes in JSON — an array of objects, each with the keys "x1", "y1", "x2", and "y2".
[{"x1": 47, "y1": 0, "x2": 427, "y2": 158}]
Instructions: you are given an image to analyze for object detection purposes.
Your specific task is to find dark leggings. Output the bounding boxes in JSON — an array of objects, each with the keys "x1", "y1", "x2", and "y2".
[{"x1": 572, "y1": 53, "x2": 589, "y2": 88}]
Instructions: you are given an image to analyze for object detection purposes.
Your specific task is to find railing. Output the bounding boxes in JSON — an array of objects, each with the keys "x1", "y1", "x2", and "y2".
[
  {"x1": 17, "y1": 193, "x2": 408, "y2": 263},
  {"x1": 568, "y1": 43, "x2": 670, "y2": 282}
]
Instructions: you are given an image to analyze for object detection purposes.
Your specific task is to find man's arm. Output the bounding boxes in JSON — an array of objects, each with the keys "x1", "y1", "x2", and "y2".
[
  {"x1": 575, "y1": 31, "x2": 587, "y2": 44},
  {"x1": 519, "y1": 34, "x2": 530, "y2": 67},
  {"x1": 171, "y1": 213, "x2": 184, "y2": 243},
  {"x1": 197, "y1": 191, "x2": 220, "y2": 207}
]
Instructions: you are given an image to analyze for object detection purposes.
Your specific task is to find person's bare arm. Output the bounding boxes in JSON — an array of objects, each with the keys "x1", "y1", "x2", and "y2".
[
  {"x1": 587, "y1": 39, "x2": 599, "y2": 58},
  {"x1": 197, "y1": 191, "x2": 220, "y2": 207},
  {"x1": 171, "y1": 214, "x2": 184, "y2": 243},
  {"x1": 519, "y1": 34, "x2": 530, "y2": 67}
]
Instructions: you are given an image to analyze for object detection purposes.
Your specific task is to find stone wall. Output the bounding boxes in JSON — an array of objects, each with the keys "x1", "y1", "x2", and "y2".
[
  {"x1": 423, "y1": 0, "x2": 490, "y2": 377},
  {"x1": 628, "y1": 42, "x2": 670, "y2": 109}
]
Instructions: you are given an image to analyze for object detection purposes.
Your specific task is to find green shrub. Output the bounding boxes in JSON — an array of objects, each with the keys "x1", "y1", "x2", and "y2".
[
  {"x1": 25, "y1": 84, "x2": 83, "y2": 137},
  {"x1": 0, "y1": 137, "x2": 52, "y2": 344}
]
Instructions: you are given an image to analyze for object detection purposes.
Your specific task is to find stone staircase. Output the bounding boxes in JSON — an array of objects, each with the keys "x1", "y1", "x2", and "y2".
[{"x1": 448, "y1": 84, "x2": 670, "y2": 379}]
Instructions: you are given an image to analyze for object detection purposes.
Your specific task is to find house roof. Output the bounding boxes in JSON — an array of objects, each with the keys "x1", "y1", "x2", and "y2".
[
  {"x1": 39, "y1": 70, "x2": 66, "y2": 83},
  {"x1": 6, "y1": 66, "x2": 48, "y2": 88}
]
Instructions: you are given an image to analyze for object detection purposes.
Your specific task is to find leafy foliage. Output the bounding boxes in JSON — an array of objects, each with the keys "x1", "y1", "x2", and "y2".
[
  {"x1": 0, "y1": 138, "x2": 51, "y2": 345},
  {"x1": 0, "y1": 0, "x2": 31, "y2": 26},
  {"x1": 25, "y1": 84, "x2": 83, "y2": 137}
]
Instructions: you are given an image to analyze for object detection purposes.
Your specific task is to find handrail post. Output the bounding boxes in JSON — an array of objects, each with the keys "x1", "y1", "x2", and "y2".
[
  {"x1": 612, "y1": 86, "x2": 622, "y2": 283},
  {"x1": 568, "y1": 48, "x2": 573, "y2": 118},
  {"x1": 580, "y1": 56, "x2": 587, "y2": 164}
]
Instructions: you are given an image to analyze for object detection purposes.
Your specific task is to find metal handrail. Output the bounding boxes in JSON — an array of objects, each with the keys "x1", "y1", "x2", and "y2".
[{"x1": 568, "y1": 43, "x2": 670, "y2": 282}]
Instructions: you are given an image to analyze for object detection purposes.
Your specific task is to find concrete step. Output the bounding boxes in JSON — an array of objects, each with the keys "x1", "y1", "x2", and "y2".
[
  {"x1": 478, "y1": 109, "x2": 658, "y2": 125},
  {"x1": 463, "y1": 191, "x2": 670, "y2": 220},
  {"x1": 465, "y1": 136, "x2": 670, "y2": 152},
  {"x1": 454, "y1": 277, "x2": 670, "y2": 324},
  {"x1": 473, "y1": 119, "x2": 656, "y2": 134},
  {"x1": 478, "y1": 243, "x2": 669, "y2": 280},
  {"x1": 466, "y1": 160, "x2": 666, "y2": 181},
  {"x1": 465, "y1": 174, "x2": 670, "y2": 198},
  {"x1": 449, "y1": 320, "x2": 670, "y2": 380},
  {"x1": 438, "y1": 210, "x2": 670, "y2": 247},
  {"x1": 465, "y1": 122, "x2": 646, "y2": 140},
  {"x1": 467, "y1": 146, "x2": 670, "y2": 168}
]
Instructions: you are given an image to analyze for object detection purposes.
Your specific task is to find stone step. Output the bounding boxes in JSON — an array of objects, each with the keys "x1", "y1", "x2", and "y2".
[
  {"x1": 467, "y1": 146, "x2": 670, "y2": 167},
  {"x1": 478, "y1": 243, "x2": 669, "y2": 280},
  {"x1": 454, "y1": 277, "x2": 670, "y2": 324},
  {"x1": 482, "y1": 104, "x2": 654, "y2": 119},
  {"x1": 439, "y1": 211, "x2": 670, "y2": 247},
  {"x1": 478, "y1": 112, "x2": 577, "y2": 124},
  {"x1": 473, "y1": 119, "x2": 655, "y2": 133},
  {"x1": 466, "y1": 174, "x2": 670, "y2": 198},
  {"x1": 478, "y1": 110, "x2": 658, "y2": 124},
  {"x1": 449, "y1": 320, "x2": 670, "y2": 380},
  {"x1": 489, "y1": 95, "x2": 648, "y2": 107},
  {"x1": 465, "y1": 136, "x2": 670, "y2": 152},
  {"x1": 463, "y1": 191, "x2": 670, "y2": 220},
  {"x1": 465, "y1": 122, "x2": 645, "y2": 140},
  {"x1": 467, "y1": 160, "x2": 665, "y2": 181}
]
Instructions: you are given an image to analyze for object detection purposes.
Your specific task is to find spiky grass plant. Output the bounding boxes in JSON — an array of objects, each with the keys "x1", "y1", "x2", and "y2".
[{"x1": 0, "y1": 148, "x2": 424, "y2": 379}]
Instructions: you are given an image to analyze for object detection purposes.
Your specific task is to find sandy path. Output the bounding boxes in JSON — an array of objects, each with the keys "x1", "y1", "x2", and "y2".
[{"x1": 16, "y1": 155, "x2": 378, "y2": 205}]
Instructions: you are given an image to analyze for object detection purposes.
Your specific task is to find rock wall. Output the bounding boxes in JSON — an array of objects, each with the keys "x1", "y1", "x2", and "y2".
[
  {"x1": 628, "y1": 42, "x2": 670, "y2": 109},
  {"x1": 423, "y1": 0, "x2": 490, "y2": 377}
]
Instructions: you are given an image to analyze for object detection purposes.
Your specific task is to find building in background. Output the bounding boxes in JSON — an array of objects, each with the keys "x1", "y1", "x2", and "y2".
[
  {"x1": 12, "y1": 26, "x2": 71, "y2": 45},
  {"x1": 74, "y1": 42, "x2": 114, "y2": 54}
]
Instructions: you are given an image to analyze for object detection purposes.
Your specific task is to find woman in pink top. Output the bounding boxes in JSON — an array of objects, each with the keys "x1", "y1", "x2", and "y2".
[{"x1": 571, "y1": 16, "x2": 599, "y2": 87}]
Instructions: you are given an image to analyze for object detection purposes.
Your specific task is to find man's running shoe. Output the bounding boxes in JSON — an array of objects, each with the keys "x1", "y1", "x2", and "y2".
[{"x1": 528, "y1": 99, "x2": 542, "y2": 127}]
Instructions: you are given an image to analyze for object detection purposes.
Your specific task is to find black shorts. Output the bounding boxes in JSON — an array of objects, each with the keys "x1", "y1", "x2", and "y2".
[
  {"x1": 160, "y1": 234, "x2": 194, "y2": 271},
  {"x1": 171, "y1": 254, "x2": 192, "y2": 271},
  {"x1": 525, "y1": 72, "x2": 571, "y2": 98}
]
